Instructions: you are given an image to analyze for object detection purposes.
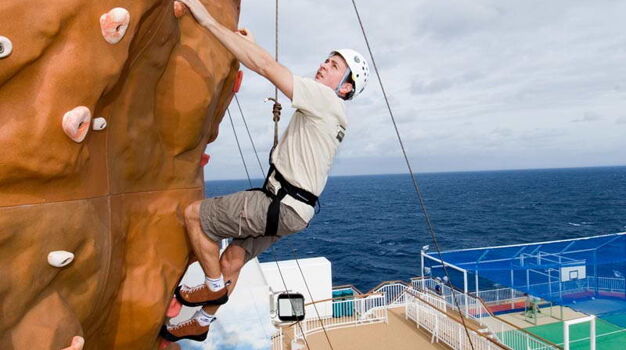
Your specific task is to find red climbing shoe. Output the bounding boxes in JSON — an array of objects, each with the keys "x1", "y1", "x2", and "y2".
[
  {"x1": 160, "y1": 318, "x2": 210, "y2": 342},
  {"x1": 174, "y1": 282, "x2": 229, "y2": 307}
]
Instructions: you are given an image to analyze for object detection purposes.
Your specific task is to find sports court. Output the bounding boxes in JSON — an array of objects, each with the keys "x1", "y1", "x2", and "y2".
[{"x1": 421, "y1": 232, "x2": 626, "y2": 350}]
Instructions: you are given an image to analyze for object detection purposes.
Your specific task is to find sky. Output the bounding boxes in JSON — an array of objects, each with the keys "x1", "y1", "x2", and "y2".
[{"x1": 204, "y1": 0, "x2": 626, "y2": 181}]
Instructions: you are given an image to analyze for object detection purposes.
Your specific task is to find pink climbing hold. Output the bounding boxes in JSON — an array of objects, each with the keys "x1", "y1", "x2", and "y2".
[
  {"x1": 173, "y1": 1, "x2": 187, "y2": 18},
  {"x1": 165, "y1": 297, "x2": 182, "y2": 318},
  {"x1": 100, "y1": 8, "x2": 130, "y2": 44},
  {"x1": 62, "y1": 106, "x2": 92, "y2": 143},
  {"x1": 201, "y1": 153, "x2": 210, "y2": 166}
]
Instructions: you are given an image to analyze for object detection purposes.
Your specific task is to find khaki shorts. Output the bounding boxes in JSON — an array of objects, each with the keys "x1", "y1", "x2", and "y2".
[{"x1": 199, "y1": 190, "x2": 308, "y2": 262}]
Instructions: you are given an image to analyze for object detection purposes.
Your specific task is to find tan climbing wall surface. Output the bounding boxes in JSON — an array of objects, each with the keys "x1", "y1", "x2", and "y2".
[{"x1": 0, "y1": 0, "x2": 241, "y2": 349}]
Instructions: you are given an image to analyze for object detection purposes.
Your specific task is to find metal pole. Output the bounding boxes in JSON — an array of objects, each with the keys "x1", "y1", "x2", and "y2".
[
  {"x1": 421, "y1": 250, "x2": 425, "y2": 281},
  {"x1": 564, "y1": 321, "x2": 570, "y2": 350},
  {"x1": 464, "y1": 270, "x2": 469, "y2": 317},
  {"x1": 591, "y1": 317, "x2": 596, "y2": 350},
  {"x1": 475, "y1": 270, "x2": 479, "y2": 296}
]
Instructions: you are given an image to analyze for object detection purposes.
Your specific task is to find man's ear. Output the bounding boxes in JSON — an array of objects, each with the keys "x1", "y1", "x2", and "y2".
[{"x1": 339, "y1": 82, "x2": 353, "y2": 97}]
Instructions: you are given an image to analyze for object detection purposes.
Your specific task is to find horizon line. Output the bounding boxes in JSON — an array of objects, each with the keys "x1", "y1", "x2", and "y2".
[{"x1": 204, "y1": 164, "x2": 626, "y2": 182}]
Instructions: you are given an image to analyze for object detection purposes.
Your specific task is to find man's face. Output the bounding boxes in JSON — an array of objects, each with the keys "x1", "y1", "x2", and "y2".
[{"x1": 315, "y1": 54, "x2": 349, "y2": 91}]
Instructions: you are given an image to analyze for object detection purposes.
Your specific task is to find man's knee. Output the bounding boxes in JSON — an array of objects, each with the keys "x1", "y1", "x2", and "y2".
[
  {"x1": 184, "y1": 201, "x2": 202, "y2": 226},
  {"x1": 221, "y1": 245, "x2": 247, "y2": 275}
]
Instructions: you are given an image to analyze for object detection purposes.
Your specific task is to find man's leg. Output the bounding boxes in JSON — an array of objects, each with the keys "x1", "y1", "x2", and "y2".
[
  {"x1": 184, "y1": 201, "x2": 221, "y2": 279},
  {"x1": 161, "y1": 240, "x2": 249, "y2": 342},
  {"x1": 203, "y1": 244, "x2": 247, "y2": 315}
]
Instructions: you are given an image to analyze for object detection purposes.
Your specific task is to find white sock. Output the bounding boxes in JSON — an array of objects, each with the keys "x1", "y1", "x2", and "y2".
[
  {"x1": 194, "y1": 309, "x2": 216, "y2": 327},
  {"x1": 205, "y1": 275, "x2": 225, "y2": 291}
]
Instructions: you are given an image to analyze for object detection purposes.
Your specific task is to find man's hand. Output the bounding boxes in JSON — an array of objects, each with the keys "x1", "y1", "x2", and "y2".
[
  {"x1": 236, "y1": 28, "x2": 255, "y2": 43},
  {"x1": 179, "y1": 0, "x2": 216, "y2": 27}
]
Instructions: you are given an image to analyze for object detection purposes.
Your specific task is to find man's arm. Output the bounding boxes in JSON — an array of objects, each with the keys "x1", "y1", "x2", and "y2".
[{"x1": 180, "y1": 0, "x2": 293, "y2": 100}]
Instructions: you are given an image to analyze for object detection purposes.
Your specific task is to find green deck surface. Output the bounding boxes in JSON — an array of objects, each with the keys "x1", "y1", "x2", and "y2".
[{"x1": 523, "y1": 317, "x2": 626, "y2": 350}]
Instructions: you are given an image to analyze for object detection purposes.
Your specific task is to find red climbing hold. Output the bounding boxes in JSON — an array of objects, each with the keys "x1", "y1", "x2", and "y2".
[
  {"x1": 166, "y1": 297, "x2": 182, "y2": 318},
  {"x1": 232, "y1": 70, "x2": 243, "y2": 93},
  {"x1": 200, "y1": 153, "x2": 210, "y2": 166},
  {"x1": 158, "y1": 339, "x2": 172, "y2": 350}
]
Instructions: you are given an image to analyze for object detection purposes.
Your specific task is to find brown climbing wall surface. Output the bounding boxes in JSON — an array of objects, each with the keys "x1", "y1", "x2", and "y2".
[{"x1": 0, "y1": 0, "x2": 241, "y2": 349}]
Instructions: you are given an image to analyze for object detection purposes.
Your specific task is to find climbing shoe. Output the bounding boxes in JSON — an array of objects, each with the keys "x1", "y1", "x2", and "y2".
[
  {"x1": 174, "y1": 282, "x2": 230, "y2": 307},
  {"x1": 159, "y1": 318, "x2": 210, "y2": 342}
]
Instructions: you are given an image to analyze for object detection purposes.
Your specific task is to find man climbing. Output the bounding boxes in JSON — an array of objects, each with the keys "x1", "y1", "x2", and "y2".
[{"x1": 160, "y1": 0, "x2": 370, "y2": 342}]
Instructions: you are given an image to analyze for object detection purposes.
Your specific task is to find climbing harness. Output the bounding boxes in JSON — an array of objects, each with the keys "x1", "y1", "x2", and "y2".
[
  {"x1": 349, "y1": 0, "x2": 476, "y2": 349},
  {"x1": 249, "y1": 164, "x2": 318, "y2": 237}
]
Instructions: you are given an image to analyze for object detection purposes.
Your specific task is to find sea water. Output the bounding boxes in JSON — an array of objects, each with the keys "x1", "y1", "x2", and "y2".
[{"x1": 205, "y1": 166, "x2": 626, "y2": 292}]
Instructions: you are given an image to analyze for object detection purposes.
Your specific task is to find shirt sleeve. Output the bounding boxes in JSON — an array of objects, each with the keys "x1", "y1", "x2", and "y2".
[{"x1": 291, "y1": 75, "x2": 344, "y2": 121}]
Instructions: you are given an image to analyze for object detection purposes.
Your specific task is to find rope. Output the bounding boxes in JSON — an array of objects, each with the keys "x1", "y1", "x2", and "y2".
[
  {"x1": 282, "y1": 238, "x2": 336, "y2": 350},
  {"x1": 227, "y1": 109, "x2": 252, "y2": 187},
  {"x1": 348, "y1": 1, "x2": 476, "y2": 349},
  {"x1": 267, "y1": 246, "x2": 313, "y2": 350},
  {"x1": 273, "y1": 0, "x2": 280, "y2": 149},
  {"x1": 234, "y1": 94, "x2": 265, "y2": 176}
]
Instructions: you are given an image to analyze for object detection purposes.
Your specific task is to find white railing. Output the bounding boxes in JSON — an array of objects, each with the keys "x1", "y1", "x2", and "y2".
[
  {"x1": 412, "y1": 278, "x2": 560, "y2": 350},
  {"x1": 412, "y1": 278, "x2": 490, "y2": 326},
  {"x1": 590, "y1": 276, "x2": 626, "y2": 293},
  {"x1": 405, "y1": 293, "x2": 504, "y2": 350},
  {"x1": 472, "y1": 287, "x2": 527, "y2": 306},
  {"x1": 276, "y1": 278, "x2": 563, "y2": 350},
  {"x1": 271, "y1": 328, "x2": 283, "y2": 350},
  {"x1": 372, "y1": 281, "x2": 409, "y2": 306},
  {"x1": 293, "y1": 294, "x2": 387, "y2": 340}
]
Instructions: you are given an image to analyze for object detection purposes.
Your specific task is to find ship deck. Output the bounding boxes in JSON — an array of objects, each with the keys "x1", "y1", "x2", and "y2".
[{"x1": 283, "y1": 306, "x2": 447, "y2": 350}]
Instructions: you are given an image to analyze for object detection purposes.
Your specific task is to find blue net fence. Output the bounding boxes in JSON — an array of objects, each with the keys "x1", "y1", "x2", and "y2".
[{"x1": 422, "y1": 233, "x2": 626, "y2": 316}]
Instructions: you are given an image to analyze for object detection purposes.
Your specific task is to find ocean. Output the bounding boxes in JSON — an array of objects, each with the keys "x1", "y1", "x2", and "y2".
[{"x1": 204, "y1": 166, "x2": 626, "y2": 293}]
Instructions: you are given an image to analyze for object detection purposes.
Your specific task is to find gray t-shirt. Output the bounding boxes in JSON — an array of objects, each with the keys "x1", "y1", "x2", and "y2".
[{"x1": 268, "y1": 75, "x2": 347, "y2": 222}]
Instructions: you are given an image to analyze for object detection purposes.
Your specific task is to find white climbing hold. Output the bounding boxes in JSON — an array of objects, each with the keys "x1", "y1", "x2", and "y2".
[
  {"x1": 48, "y1": 251, "x2": 75, "y2": 268},
  {"x1": 61, "y1": 336, "x2": 84, "y2": 350},
  {"x1": 62, "y1": 106, "x2": 92, "y2": 143},
  {"x1": 0, "y1": 36, "x2": 13, "y2": 58},
  {"x1": 92, "y1": 117, "x2": 107, "y2": 131},
  {"x1": 100, "y1": 8, "x2": 130, "y2": 44}
]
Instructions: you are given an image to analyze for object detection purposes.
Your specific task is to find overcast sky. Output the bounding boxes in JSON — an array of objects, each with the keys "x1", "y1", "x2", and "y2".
[{"x1": 203, "y1": 0, "x2": 626, "y2": 181}]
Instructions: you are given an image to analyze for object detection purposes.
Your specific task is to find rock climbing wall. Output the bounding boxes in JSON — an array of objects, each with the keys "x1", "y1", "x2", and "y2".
[{"x1": 0, "y1": 0, "x2": 240, "y2": 349}]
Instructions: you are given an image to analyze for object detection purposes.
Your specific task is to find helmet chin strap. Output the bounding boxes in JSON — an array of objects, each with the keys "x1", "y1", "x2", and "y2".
[{"x1": 334, "y1": 69, "x2": 353, "y2": 97}]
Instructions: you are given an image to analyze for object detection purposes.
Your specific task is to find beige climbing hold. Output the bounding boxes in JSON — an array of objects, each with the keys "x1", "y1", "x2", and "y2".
[
  {"x1": 92, "y1": 117, "x2": 107, "y2": 131},
  {"x1": 62, "y1": 106, "x2": 92, "y2": 143},
  {"x1": 0, "y1": 36, "x2": 12, "y2": 58},
  {"x1": 100, "y1": 8, "x2": 130, "y2": 44},
  {"x1": 61, "y1": 336, "x2": 84, "y2": 350},
  {"x1": 47, "y1": 251, "x2": 75, "y2": 268},
  {"x1": 173, "y1": 1, "x2": 187, "y2": 18}
]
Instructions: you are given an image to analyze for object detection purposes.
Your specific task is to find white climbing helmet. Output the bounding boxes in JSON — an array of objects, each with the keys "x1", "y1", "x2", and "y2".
[{"x1": 330, "y1": 48, "x2": 370, "y2": 100}]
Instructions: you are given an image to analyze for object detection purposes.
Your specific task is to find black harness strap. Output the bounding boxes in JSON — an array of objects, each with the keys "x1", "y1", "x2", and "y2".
[{"x1": 249, "y1": 164, "x2": 318, "y2": 236}]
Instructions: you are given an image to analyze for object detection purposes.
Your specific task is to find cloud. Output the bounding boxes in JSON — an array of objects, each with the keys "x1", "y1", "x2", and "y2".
[
  {"x1": 616, "y1": 116, "x2": 626, "y2": 125},
  {"x1": 572, "y1": 111, "x2": 602, "y2": 123},
  {"x1": 205, "y1": 0, "x2": 626, "y2": 180}
]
